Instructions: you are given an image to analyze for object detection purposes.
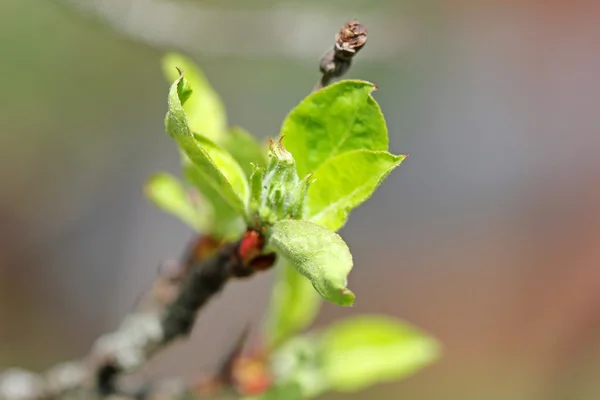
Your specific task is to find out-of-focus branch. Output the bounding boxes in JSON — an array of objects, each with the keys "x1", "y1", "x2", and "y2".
[
  {"x1": 314, "y1": 20, "x2": 368, "y2": 91},
  {"x1": 0, "y1": 235, "x2": 270, "y2": 400},
  {"x1": 92, "y1": 238, "x2": 258, "y2": 396}
]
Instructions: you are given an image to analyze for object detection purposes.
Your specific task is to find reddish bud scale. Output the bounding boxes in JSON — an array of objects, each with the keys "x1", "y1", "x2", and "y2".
[{"x1": 239, "y1": 229, "x2": 265, "y2": 264}]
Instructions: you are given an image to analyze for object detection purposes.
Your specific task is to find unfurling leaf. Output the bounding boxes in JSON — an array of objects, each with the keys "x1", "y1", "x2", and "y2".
[
  {"x1": 165, "y1": 70, "x2": 249, "y2": 217},
  {"x1": 267, "y1": 220, "x2": 354, "y2": 306},
  {"x1": 281, "y1": 80, "x2": 388, "y2": 178},
  {"x1": 192, "y1": 132, "x2": 250, "y2": 211},
  {"x1": 320, "y1": 315, "x2": 441, "y2": 392},
  {"x1": 145, "y1": 172, "x2": 210, "y2": 232},
  {"x1": 267, "y1": 261, "x2": 322, "y2": 348},
  {"x1": 306, "y1": 150, "x2": 406, "y2": 231},
  {"x1": 183, "y1": 159, "x2": 244, "y2": 239},
  {"x1": 162, "y1": 53, "x2": 227, "y2": 142}
]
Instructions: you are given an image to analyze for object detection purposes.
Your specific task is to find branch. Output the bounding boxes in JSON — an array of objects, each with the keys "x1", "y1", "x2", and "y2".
[
  {"x1": 1, "y1": 235, "x2": 268, "y2": 400},
  {"x1": 314, "y1": 20, "x2": 368, "y2": 91},
  {"x1": 92, "y1": 237, "x2": 263, "y2": 396}
]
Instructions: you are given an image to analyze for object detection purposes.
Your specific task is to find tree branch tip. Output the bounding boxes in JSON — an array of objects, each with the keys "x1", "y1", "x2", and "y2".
[
  {"x1": 315, "y1": 19, "x2": 368, "y2": 91},
  {"x1": 336, "y1": 20, "x2": 368, "y2": 55}
]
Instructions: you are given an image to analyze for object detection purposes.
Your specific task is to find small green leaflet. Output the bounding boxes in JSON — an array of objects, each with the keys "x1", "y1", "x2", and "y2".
[{"x1": 268, "y1": 220, "x2": 354, "y2": 306}]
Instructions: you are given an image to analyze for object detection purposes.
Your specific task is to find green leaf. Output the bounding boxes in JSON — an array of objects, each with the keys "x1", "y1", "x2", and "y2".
[
  {"x1": 267, "y1": 261, "x2": 322, "y2": 348},
  {"x1": 183, "y1": 158, "x2": 244, "y2": 239},
  {"x1": 320, "y1": 315, "x2": 441, "y2": 392},
  {"x1": 222, "y1": 127, "x2": 267, "y2": 178},
  {"x1": 145, "y1": 172, "x2": 210, "y2": 232},
  {"x1": 281, "y1": 80, "x2": 388, "y2": 178},
  {"x1": 165, "y1": 69, "x2": 249, "y2": 216},
  {"x1": 268, "y1": 220, "x2": 354, "y2": 306},
  {"x1": 162, "y1": 53, "x2": 227, "y2": 142},
  {"x1": 192, "y1": 132, "x2": 250, "y2": 209},
  {"x1": 306, "y1": 150, "x2": 406, "y2": 231}
]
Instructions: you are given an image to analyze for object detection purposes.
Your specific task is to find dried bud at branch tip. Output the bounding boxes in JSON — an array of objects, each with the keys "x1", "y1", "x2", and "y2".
[
  {"x1": 316, "y1": 20, "x2": 368, "y2": 90},
  {"x1": 335, "y1": 20, "x2": 368, "y2": 57}
]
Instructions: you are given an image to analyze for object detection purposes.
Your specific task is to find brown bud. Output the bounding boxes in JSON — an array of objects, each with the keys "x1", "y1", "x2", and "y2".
[
  {"x1": 315, "y1": 20, "x2": 368, "y2": 91},
  {"x1": 335, "y1": 20, "x2": 368, "y2": 57}
]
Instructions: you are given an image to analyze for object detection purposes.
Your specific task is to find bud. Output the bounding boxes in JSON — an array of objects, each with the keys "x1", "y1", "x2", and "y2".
[
  {"x1": 269, "y1": 136, "x2": 293, "y2": 163},
  {"x1": 239, "y1": 229, "x2": 265, "y2": 264},
  {"x1": 335, "y1": 20, "x2": 368, "y2": 58},
  {"x1": 317, "y1": 20, "x2": 368, "y2": 89},
  {"x1": 259, "y1": 137, "x2": 309, "y2": 221}
]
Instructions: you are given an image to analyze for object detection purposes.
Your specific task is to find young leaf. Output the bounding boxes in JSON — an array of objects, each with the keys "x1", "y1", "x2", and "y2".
[
  {"x1": 281, "y1": 80, "x2": 388, "y2": 178},
  {"x1": 306, "y1": 150, "x2": 406, "y2": 231},
  {"x1": 162, "y1": 53, "x2": 227, "y2": 142},
  {"x1": 267, "y1": 261, "x2": 322, "y2": 348},
  {"x1": 183, "y1": 158, "x2": 244, "y2": 239},
  {"x1": 222, "y1": 127, "x2": 267, "y2": 178},
  {"x1": 267, "y1": 220, "x2": 354, "y2": 306},
  {"x1": 192, "y1": 132, "x2": 250, "y2": 209},
  {"x1": 319, "y1": 315, "x2": 441, "y2": 392},
  {"x1": 165, "y1": 70, "x2": 249, "y2": 216},
  {"x1": 145, "y1": 172, "x2": 210, "y2": 232}
]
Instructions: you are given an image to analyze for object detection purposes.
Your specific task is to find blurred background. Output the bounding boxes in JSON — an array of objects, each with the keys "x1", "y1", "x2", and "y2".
[{"x1": 2, "y1": 0, "x2": 600, "y2": 399}]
